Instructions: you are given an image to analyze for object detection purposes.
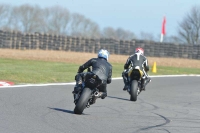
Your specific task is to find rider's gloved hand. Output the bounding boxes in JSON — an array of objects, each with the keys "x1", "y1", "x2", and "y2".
[
  {"x1": 77, "y1": 65, "x2": 84, "y2": 73},
  {"x1": 77, "y1": 68, "x2": 82, "y2": 73}
]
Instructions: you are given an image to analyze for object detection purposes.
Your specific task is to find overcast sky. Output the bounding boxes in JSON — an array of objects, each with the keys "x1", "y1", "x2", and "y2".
[{"x1": 0, "y1": 0, "x2": 199, "y2": 37}]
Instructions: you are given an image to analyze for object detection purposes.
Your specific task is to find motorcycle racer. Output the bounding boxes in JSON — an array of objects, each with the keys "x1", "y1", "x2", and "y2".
[
  {"x1": 122, "y1": 47, "x2": 151, "y2": 91},
  {"x1": 72, "y1": 49, "x2": 112, "y2": 104}
]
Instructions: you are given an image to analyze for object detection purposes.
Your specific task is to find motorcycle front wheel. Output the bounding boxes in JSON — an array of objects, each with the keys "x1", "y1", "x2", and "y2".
[
  {"x1": 130, "y1": 80, "x2": 138, "y2": 101},
  {"x1": 74, "y1": 87, "x2": 92, "y2": 114}
]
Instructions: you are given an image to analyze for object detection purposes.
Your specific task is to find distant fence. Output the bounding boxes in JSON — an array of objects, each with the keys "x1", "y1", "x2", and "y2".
[{"x1": 0, "y1": 30, "x2": 200, "y2": 59}]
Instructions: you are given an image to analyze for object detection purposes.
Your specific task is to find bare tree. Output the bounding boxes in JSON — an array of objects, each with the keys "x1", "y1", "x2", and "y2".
[
  {"x1": 102, "y1": 27, "x2": 116, "y2": 39},
  {"x1": 43, "y1": 6, "x2": 70, "y2": 35},
  {"x1": 0, "y1": 3, "x2": 139, "y2": 40},
  {"x1": 102, "y1": 27, "x2": 136, "y2": 40},
  {"x1": 139, "y1": 32, "x2": 154, "y2": 41},
  {"x1": 10, "y1": 4, "x2": 43, "y2": 32},
  {"x1": 70, "y1": 13, "x2": 100, "y2": 38},
  {"x1": 0, "y1": 4, "x2": 12, "y2": 30},
  {"x1": 85, "y1": 20, "x2": 101, "y2": 38},
  {"x1": 116, "y1": 28, "x2": 136, "y2": 40},
  {"x1": 178, "y1": 5, "x2": 200, "y2": 45}
]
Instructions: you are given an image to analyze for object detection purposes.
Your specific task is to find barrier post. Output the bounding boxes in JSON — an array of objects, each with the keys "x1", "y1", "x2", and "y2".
[{"x1": 152, "y1": 62, "x2": 157, "y2": 73}]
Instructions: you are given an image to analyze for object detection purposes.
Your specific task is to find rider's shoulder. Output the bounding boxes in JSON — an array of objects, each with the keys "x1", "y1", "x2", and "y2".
[
  {"x1": 107, "y1": 61, "x2": 112, "y2": 67},
  {"x1": 129, "y1": 54, "x2": 135, "y2": 58},
  {"x1": 142, "y1": 55, "x2": 148, "y2": 59},
  {"x1": 91, "y1": 57, "x2": 98, "y2": 59}
]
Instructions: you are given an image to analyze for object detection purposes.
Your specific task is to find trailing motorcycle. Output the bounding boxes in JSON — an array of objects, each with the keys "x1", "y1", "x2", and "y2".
[{"x1": 73, "y1": 68, "x2": 103, "y2": 114}]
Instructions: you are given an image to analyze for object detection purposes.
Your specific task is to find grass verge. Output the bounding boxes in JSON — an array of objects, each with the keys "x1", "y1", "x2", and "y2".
[{"x1": 0, "y1": 58, "x2": 200, "y2": 84}]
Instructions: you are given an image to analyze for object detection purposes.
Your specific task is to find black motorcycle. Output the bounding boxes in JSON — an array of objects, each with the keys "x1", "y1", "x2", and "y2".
[
  {"x1": 126, "y1": 67, "x2": 145, "y2": 101},
  {"x1": 73, "y1": 68, "x2": 103, "y2": 114}
]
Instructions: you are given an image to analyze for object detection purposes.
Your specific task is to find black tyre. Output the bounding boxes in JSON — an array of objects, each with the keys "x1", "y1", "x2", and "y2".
[
  {"x1": 130, "y1": 80, "x2": 138, "y2": 101},
  {"x1": 74, "y1": 87, "x2": 92, "y2": 114}
]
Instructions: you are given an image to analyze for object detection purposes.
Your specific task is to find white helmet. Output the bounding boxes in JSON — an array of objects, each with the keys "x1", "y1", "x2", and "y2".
[{"x1": 97, "y1": 49, "x2": 109, "y2": 61}]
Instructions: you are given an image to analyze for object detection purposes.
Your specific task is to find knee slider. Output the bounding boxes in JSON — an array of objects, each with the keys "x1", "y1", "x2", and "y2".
[{"x1": 145, "y1": 66, "x2": 149, "y2": 72}]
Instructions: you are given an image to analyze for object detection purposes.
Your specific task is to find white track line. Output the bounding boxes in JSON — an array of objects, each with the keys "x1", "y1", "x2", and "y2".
[{"x1": 0, "y1": 75, "x2": 200, "y2": 88}]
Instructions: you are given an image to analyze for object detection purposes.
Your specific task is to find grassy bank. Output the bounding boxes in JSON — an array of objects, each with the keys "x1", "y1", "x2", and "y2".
[{"x1": 0, "y1": 58, "x2": 200, "y2": 84}]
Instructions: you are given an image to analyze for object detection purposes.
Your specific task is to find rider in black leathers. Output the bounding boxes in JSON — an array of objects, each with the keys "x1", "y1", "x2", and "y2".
[
  {"x1": 72, "y1": 49, "x2": 112, "y2": 103},
  {"x1": 122, "y1": 47, "x2": 151, "y2": 91}
]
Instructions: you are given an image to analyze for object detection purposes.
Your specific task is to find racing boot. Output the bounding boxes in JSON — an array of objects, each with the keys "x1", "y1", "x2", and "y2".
[
  {"x1": 90, "y1": 92, "x2": 107, "y2": 105},
  {"x1": 140, "y1": 78, "x2": 145, "y2": 91},
  {"x1": 123, "y1": 85, "x2": 129, "y2": 91},
  {"x1": 144, "y1": 77, "x2": 151, "y2": 88},
  {"x1": 123, "y1": 82, "x2": 129, "y2": 91},
  {"x1": 98, "y1": 92, "x2": 107, "y2": 99},
  {"x1": 72, "y1": 84, "x2": 82, "y2": 104},
  {"x1": 146, "y1": 77, "x2": 151, "y2": 84},
  {"x1": 122, "y1": 70, "x2": 129, "y2": 91},
  {"x1": 72, "y1": 83, "x2": 82, "y2": 94},
  {"x1": 72, "y1": 73, "x2": 83, "y2": 94},
  {"x1": 141, "y1": 77, "x2": 151, "y2": 91},
  {"x1": 73, "y1": 92, "x2": 79, "y2": 104}
]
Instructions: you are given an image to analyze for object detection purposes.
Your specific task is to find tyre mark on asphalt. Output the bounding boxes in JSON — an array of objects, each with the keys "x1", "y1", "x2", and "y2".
[
  {"x1": 138, "y1": 98, "x2": 159, "y2": 111},
  {"x1": 158, "y1": 128, "x2": 171, "y2": 133},
  {"x1": 135, "y1": 113, "x2": 171, "y2": 132}
]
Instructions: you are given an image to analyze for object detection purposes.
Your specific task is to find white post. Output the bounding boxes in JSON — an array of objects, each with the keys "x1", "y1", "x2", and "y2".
[{"x1": 160, "y1": 34, "x2": 164, "y2": 43}]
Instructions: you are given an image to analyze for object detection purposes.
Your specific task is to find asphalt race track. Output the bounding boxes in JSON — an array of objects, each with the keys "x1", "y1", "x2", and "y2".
[{"x1": 0, "y1": 76, "x2": 200, "y2": 133}]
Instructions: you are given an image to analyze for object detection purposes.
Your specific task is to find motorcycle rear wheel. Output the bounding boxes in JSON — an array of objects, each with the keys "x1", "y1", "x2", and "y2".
[
  {"x1": 130, "y1": 80, "x2": 138, "y2": 101},
  {"x1": 74, "y1": 87, "x2": 92, "y2": 114}
]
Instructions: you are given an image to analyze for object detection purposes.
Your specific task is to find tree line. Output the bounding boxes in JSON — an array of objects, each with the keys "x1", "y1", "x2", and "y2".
[{"x1": 0, "y1": 4, "x2": 199, "y2": 45}]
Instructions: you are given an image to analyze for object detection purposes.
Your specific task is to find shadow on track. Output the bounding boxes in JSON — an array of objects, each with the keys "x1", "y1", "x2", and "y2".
[
  {"x1": 107, "y1": 96, "x2": 130, "y2": 101},
  {"x1": 48, "y1": 107, "x2": 90, "y2": 115},
  {"x1": 48, "y1": 107, "x2": 74, "y2": 114}
]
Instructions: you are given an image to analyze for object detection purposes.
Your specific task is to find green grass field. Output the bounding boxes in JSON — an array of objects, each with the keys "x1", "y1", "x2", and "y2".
[{"x1": 0, "y1": 58, "x2": 200, "y2": 84}]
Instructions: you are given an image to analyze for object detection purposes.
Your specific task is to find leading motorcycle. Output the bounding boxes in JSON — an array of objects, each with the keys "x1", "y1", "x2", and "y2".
[{"x1": 125, "y1": 66, "x2": 145, "y2": 101}]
